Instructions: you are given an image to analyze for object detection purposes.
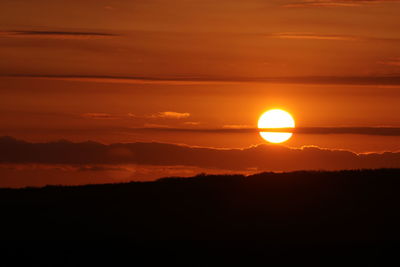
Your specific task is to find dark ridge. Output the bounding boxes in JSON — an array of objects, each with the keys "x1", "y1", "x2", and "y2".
[
  {"x1": 2, "y1": 169, "x2": 400, "y2": 264},
  {"x1": 1, "y1": 169, "x2": 400, "y2": 240}
]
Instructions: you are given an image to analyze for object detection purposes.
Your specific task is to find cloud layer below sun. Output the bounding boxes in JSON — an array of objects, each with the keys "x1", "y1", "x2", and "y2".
[
  {"x1": 1, "y1": 136, "x2": 398, "y2": 188},
  {"x1": 1, "y1": 136, "x2": 398, "y2": 170}
]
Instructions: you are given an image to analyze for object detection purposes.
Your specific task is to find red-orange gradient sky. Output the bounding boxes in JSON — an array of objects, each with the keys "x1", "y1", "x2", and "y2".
[{"x1": 0, "y1": 0, "x2": 399, "y2": 187}]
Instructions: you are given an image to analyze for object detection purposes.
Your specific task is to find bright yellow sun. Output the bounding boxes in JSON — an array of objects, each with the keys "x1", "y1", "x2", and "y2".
[{"x1": 258, "y1": 109, "x2": 295, "y2": 144}]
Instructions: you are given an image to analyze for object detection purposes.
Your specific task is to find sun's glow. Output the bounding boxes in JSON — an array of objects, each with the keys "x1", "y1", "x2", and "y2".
[{"x1": 258, "y1": 109, "x2": 295, "y2": 144}]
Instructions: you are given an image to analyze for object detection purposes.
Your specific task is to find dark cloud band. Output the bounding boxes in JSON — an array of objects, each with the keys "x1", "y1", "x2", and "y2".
[
  {"x1": 0, "y1": 31, "x2": 119, "y2": 39},
  {"x1": 129, "y1": 127, "x2": 400, "y2": 136},
  {"x1": 0, "y1": 136, "x2": 399, "y2": 171},
  {"x1": 2, "y1": 75, "x2": 400, "y2": 86},
  {"x1": 284, "y1": 0, "x2": 400, "y2": 8}
]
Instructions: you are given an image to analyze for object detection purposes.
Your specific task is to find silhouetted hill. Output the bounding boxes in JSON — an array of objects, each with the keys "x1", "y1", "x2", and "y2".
[
  {"x1": 2, "y1": 169, "x2": 400, "y2": 265},
  {"x1": 1, "y1": 168, "x2": 400, "y2": 241}
]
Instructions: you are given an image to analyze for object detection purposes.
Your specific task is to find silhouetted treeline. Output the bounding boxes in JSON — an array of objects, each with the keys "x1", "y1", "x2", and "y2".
[
  {"x1": 2, "y1": 169, "x2": 400, "y2": 265},
  {"x1": 0, "y1": 168, "x2": 400, "y2": 241}
]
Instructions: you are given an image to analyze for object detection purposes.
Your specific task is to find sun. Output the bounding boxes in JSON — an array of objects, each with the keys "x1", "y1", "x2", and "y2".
[{"x1": 258, "y1": 109, "x2": 295, "y2": 144}]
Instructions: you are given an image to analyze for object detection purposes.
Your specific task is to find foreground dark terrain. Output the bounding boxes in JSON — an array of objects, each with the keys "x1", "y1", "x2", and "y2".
[{"x1": 2, "y1": 169, "x2": 400, "y2": 265}]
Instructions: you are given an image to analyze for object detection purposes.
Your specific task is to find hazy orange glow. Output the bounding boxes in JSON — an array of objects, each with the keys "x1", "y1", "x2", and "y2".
[
  {"x1": 0, "y1": 0, "x2": 399, "y2": 187},
  {"x1": 258, "y1": 109, "x2": 295, "y2": 143}
]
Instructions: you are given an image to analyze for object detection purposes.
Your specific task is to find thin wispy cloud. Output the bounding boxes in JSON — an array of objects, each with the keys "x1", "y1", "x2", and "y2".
[
  {"x1": 268, "y1": 32, "x2": 400, "y2": 43},
  {"x1": 2, "y1": 30, "x2": 396, "y2": 43},
  {"x1": 223, "y1": 125, "x2": 253, "y2": 129},
  {"x1": 3, "y1": 75, "x2": 400, "y2": 86},
  {"x1": 150, "y1": 111, "x2": 191, "y2": 119},
  {"x1": 184, "y1": 122, "x2": 201, "y2": 126},
  {"x1": 379, "y1": 58, "x2": 400, "y2": 67},
  {"x1": 82, "y1": 111, "x2": 190, "y2": 120},
  {"x1": 130, "y1": 126, "x2": 400, "y2": 136},
  {"x1": 128, "y1": 112, "x2": 191, "y2": 120},
  {"x1": 0, "y1": 30, "x2": 119, "y2": 40},
  {"x1": 271, "y1": 33, "x2": 359, "y2": 41},
  {"x1": 2, "y1": 126, "x2": 399, "y2": 137},
  {"x1": 283, "y1": 0, "x2": 400, "y2": 8},
  {"x1": 143, "y1": 123, "x2": 171, "y2": 128},
  {"x1": 81, "y1": 113, "x2": 117, "y2": 120}
]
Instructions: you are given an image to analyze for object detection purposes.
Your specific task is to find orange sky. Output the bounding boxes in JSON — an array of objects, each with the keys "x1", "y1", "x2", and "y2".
[{"x1": 0, "y1": 0, "x2": 399, "y2": 186}]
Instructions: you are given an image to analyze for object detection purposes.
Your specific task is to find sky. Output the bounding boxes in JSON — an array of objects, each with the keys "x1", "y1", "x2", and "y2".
[{"x1": 0, "y1": 0, "x2": 399, "y2": 187}]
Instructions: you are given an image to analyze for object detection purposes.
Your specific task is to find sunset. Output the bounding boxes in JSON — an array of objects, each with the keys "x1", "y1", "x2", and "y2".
[
  {"x1": 1, "y1": 0, "x2": 400, "y2": 264},
  {"x1": 258, "y1": 109, "x2": 295, "y2": 143}
]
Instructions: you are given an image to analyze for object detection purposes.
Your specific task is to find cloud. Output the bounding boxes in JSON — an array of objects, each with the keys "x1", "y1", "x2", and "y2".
[
  {"x1": 3, "y1": 74, "x2": 400, "y2": 86},
  {"x1": 1, "y1": 126, "x2": 399, "y2": 137},
  {"x1": 128, "y1": 126, "x2": 400, "y2": 136},
  {"x1": 379, "y1": 58, "x2": 400, "y2": 67},
  {"x1": 184, "y1": 122, "x2": 201, "y2": 126},
  {"x1": 81, "y1": 113, "x2": 117, "y2": 119},
  {"x1": 0, "y1": 163, "x2": 136, "y2": 188},
  {"x1": 270, "y1": 31, "x2": 399, "y2": 43},
  {"x1": 0, "y1": 30, "x2": 119, "y2": 40},
  {"x1": 127, "y1": 113, "x2": 138, "y2": 118},
  {"x1": 143, "y1": 123, "x2": 171, "y2": 128},
  {"x1": 0, "y1": 136, "x2": 399, "y2": 171},
  {"x1": 267, "y1": 33, "x2": 400, "y2": 43},
  {"x1": 150, "y1": 111, "x2": 190, "y2": 119},
  {"x1": 1, "y1": 163, "x2": 130, "y2": 173},
  {"x1": 270, "y1": 33, "x2": 359, "y2": 41},
  {"x1": 283, "y1": 0, "x2": 400, "y2": 8},
  {"x1": 128, "y1": 111, "x2": 191, "y2": 120},
  {"x1": 223, "y1": 124, "x2": 253, "y2": 129},
  {"x1": 0, "y1": 162, "x2": 255, "y2": 188}
]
